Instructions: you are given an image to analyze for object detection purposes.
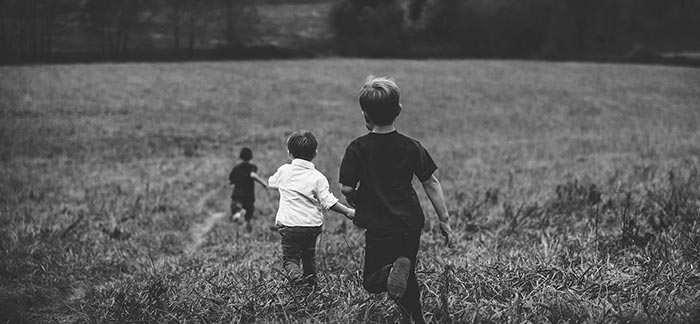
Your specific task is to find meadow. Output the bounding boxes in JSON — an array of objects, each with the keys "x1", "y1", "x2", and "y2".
[{"x1": 1, "y1": 59, "x2": 700, "y2": 323}]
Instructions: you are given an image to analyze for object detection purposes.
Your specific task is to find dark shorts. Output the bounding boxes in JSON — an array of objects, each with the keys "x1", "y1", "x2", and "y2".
[{"x1": 231, "y1": 197, "x2": 255, "y2": 220}]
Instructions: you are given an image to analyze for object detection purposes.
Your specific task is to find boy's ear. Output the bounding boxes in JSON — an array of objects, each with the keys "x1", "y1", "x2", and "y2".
[
  {"x1": 396, "y1": 103, "x2": 402, "y2": 116},
  {"x1": 362, "y1": 110, "x2": 374, "y2": 131},
  {"x1": 362, "y1": 110, "x2": 372, "y2": 123}
]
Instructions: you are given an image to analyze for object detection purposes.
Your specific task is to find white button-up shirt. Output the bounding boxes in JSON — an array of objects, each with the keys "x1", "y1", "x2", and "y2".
[{"x1": 268, "y1": 159, "x2": 339, "y2": 227}]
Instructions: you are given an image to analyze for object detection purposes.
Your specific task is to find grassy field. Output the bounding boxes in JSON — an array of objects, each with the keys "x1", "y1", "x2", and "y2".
[{"x1": 1, "y1": 59, "x2": 700, "y2": 323}]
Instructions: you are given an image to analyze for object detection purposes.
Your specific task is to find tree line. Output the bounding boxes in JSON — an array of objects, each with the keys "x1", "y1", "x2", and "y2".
[
  {"x1": 0, "y1": 0, "x2": 261, "y2": 62},
  {"x1": 1, "y1": 0, "x2": 698, "y2": 63},
  {"x1": 331, "y1": 0, "x2": 700, "y2": 60}
]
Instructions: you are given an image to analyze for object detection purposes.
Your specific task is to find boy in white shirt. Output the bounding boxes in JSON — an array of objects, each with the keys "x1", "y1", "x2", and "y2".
[{"x1": 268, "y1": 130, "x2": 355, "y2": 287}]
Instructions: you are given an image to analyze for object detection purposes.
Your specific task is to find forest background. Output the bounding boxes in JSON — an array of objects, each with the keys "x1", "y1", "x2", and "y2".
[{"x1": 1, "y1": 0, "x2": 699, "y2": 64}]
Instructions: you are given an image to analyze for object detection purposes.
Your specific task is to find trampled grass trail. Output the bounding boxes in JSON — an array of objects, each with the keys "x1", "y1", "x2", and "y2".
[
  {"x1": 60, "y1": 191, "x2": 227, "y2": 324},
  {"x1": 68, "y1": 187, "x2": 228, "y2": 303},
  {"x1": 187, "y1": 211, "x2": 227, "y2": 254},
  {"x1": 186, "y1": 186, "x2": 230, "y2": 253}
]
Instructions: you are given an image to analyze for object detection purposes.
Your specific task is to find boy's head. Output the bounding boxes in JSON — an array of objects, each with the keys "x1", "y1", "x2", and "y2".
[
  {"x1": 239, "y1": 147, "x2": 253, "y2": 161},
  {"x1": 359, "y1": 75, "x2": 401, "y2": 126},
  {"x1": 287, "y1": 130, "x2": 317, "y2": 161}
]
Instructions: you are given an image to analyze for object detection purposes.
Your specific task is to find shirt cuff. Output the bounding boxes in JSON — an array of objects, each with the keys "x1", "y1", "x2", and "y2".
[{"x1": 320, "y1": 194, "x2": 339, "y2": 210}]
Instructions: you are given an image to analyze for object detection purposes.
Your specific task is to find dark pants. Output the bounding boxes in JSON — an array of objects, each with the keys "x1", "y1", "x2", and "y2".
[
  {"x1": 363, "y1": 229, "x2": 423, "y2": 323},
  {"x1": 279, "y1": 225, "x2": 322, "y2": 286},
  {"x1": 231, "y1": 197, "x2": 255, "y2": 221}
]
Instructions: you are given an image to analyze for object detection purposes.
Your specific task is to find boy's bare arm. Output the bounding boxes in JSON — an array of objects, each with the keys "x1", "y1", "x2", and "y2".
[
  {"x1": 330, "y1": 202, "x2": 355, "y2": 220},
  {"x1": 421, "y1": 174, "x2": 453, "y2": 247},
  {"x1": 250, "y1": 172, "x2": 269, "y2": 189},
  {"x1": 340, "y1": 185, "x2": 357, "y2": 207}
]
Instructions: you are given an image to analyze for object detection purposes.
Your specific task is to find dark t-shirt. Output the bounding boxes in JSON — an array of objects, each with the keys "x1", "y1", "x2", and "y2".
[
  {"x1": 339, "y1": 131, "x2": 437, "y2": 233},
  {"x1": 229, "y1": 162, "x2": 258, "y2": 201}
]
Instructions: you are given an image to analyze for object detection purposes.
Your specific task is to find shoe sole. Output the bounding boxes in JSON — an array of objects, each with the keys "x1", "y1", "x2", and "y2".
[
  {"x1": 387, "y1": 257, "x2": 410, "y2": 300},
  {"x1": 232, "y1": 210, "x2": 246, "y2": 224}
]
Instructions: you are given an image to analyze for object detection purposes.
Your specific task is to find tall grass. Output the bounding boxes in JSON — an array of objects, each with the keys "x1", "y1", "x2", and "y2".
[{"x1": 1, "y1": 59, "x2": 699, "y2": 323}]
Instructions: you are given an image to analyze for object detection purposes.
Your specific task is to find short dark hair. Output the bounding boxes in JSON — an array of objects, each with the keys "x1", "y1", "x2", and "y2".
[
  {"x1": 359, "y1": 75, "x2": 401, "y2": 126},
  {"x1": 287, "y1": 130, "x2": 317, "y2": 161},
  {"x1": 239, "y1": 147, "x2": 253, "y2": 161}
]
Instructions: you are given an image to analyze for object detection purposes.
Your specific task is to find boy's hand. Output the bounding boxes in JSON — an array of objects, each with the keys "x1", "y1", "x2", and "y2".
[
  {"x1": 439, "y1": 221, "x2": 453, "y2": 248},
  {"x1": 345, "y1": 208, "x2": 355, "y2": 220},
  {"x1": 340, "y1": 185, "x2": 357, "y2": 208}
]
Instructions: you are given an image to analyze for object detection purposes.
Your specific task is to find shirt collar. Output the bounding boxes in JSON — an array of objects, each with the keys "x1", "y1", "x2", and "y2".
[{"x1": 291, "y1": 158, "x2": 315, "y2": 169}]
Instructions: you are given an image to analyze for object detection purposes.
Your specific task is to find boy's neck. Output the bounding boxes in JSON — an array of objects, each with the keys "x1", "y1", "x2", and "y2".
[{"x1": 370, "y1": 124, "x2": 396, "y2": 134}]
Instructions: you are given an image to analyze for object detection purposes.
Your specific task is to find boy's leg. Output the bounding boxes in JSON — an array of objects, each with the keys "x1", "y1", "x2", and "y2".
[
  {"x1": 242, "y1": 201, "x2": 255, "y2": 221},
  {"x1": 363, "y1": 230, "x2": 423, "y2": 322},
  {"x1": 242, "y1": 201, "x2": 255, "y2": 232},
  {"x1": 362, "y1": 233, "x2": 394, "y2": 293},
  {"x1": 279, "y1": 226, "x2": 303, "y2": 283},
  {"x1": 300, "y1": 227, "x2": 322, "y2": 286},
  {"x1": 397, "y1": 269, "x2": 424, "y2": 324},
  {"x1": 395, "y1": 231, "x2": 423, "y2": 323}
]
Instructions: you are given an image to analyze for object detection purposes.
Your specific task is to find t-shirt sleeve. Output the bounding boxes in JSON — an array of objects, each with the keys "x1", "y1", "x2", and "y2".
[
  {"x1": 339, "y1": 145, "x2": 360, "y2": 187},
  {"x1": 414, "y1": 141, "x2": 438, "y2": 182},
  {"x1": 251, "y1": 164, "x2": 258, "y2": 174}
]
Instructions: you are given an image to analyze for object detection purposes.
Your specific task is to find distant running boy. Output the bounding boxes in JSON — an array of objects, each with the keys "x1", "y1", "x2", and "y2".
[
  {"x1": 269, "y1": 130, "x2": 355, "y2": 287},
  {"x1": 229, "y1": 147, "x2": 268, "y2": 232},
  {"x1": 340, "y1": 76, "x2": 453, "y2": 323}
]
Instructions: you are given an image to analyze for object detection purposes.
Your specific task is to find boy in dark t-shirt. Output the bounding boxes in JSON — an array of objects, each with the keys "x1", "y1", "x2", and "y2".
[
  {"x1": 340, "y1": 76, "x2": 453, "y2": 324},
  {"x1": 229, "y1": 147, "x2": 268, "y2": 232}
]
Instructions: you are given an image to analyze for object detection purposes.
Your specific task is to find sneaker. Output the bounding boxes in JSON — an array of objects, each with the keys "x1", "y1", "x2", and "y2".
[
  {"x1": 232, "y1": 209, "x2": 246, "y2": 224},
  {"x1": 387, "y1": 257, "x2": 411, "y2": 300}
]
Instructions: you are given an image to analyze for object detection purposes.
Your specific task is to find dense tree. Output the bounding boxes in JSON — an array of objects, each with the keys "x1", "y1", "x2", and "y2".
[
  {"x1": 408, "y1": 0, "x2": 427, "y2": 22},
  {"x1": 220, "y1": 0, "x2": 260, "y2": 48},
  {"x1": 164, "y1": 0, "x2": 189, "y2": 50},
  {"x1": 84, "y1": 0, "x2": 154, "y2": 55},
  {"x1": 0, "y1": 0, "x2": 5, "y2": 57},
  {"x1": 161, "y1": 0, "x2": 211, "y2": 54},
  {"x1": 329, "y1": 0, "x2": 406, "y2": 56},
  {"x1": 0, "y1": 0, "x2": 79, "y2": 59},
  {"x1": 419, "y1": 0, "x2": 700, "y2": 58},
  {"x1": 182, "y1": 1, "x2": 210, "y2": 55}
]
